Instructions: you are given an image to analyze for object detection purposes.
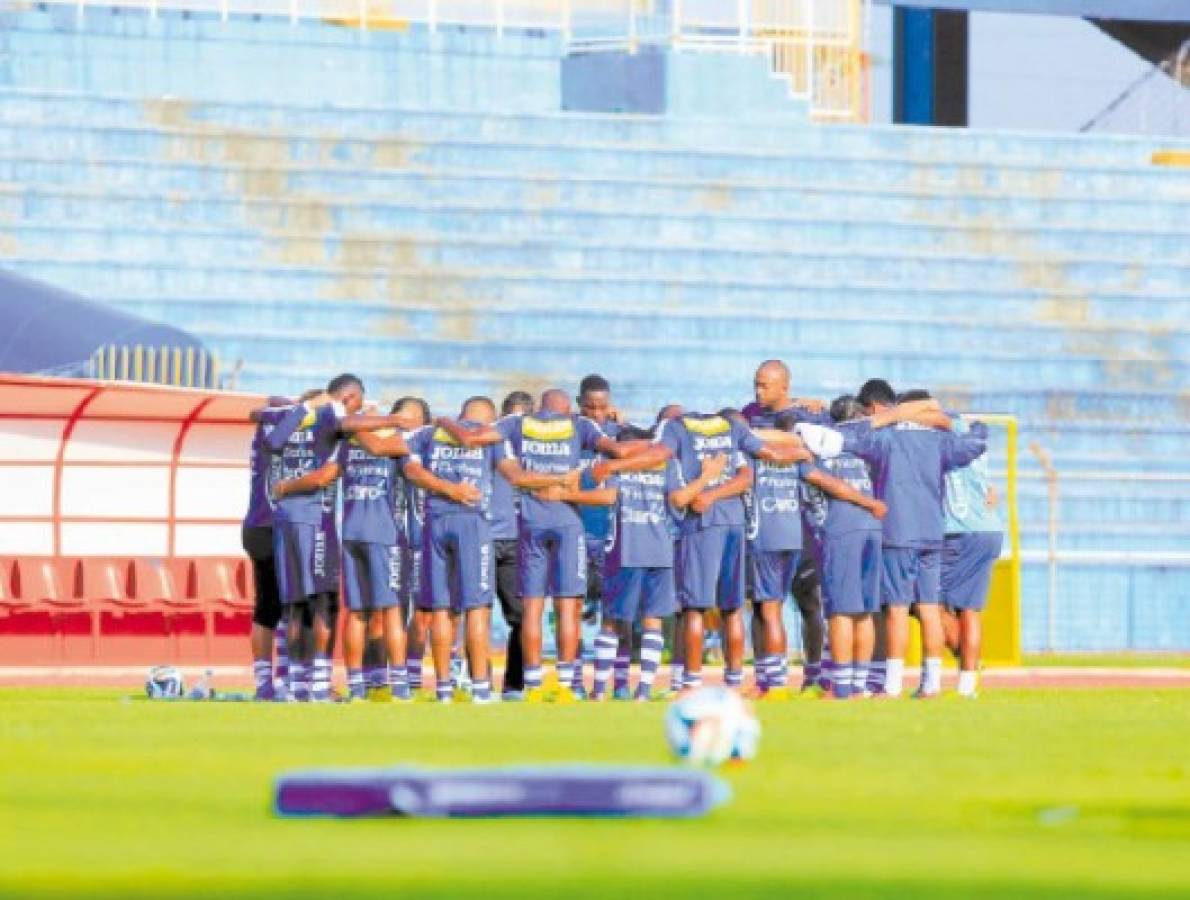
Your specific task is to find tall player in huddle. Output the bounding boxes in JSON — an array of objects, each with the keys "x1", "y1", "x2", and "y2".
[
  {"x1": 264, "y1": 374, "x2": 409, "y2": 701},
  {"x1": 244, "y1": 394, "x2": 315, "y2": 700},
  {"x1": 576, "y1": 374, "x2": 633, "y2": 698},
  {"x1": 403, "y1": 396, "x2": 562, "y2": 703},
  {"x1": 439, "y1": 389, "x2": 650, "y2": 701},
  {"x1": 941, "y1": 415, "x2": 1005, "y2": 698},
  {"x1": 744, "y1": 361, "x2": 833, "y2": 689},
  {"x1": 744, "y1": 409, "x2": 890, "y2": 699},
  {"x1": 492, "y1": 390, "x2": 534, "y2": 699},
  {"x1": 847, "y1": 383, "x2": 988, "y2": 698},
  {"x1": 554, "y1": 427, "x2": 724, "y2": 701}
]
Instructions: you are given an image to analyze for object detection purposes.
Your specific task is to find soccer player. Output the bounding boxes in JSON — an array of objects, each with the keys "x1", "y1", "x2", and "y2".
[
  {"x1": 392, "y1": 396, "x2": 433, "y2": 694},
  {"x1": 743, "y1": 360, "x2": 835, "y2": 690},
  {"x1": 941, "y1": 416, "x2": 1005, "y2": 698},
  {"x1": 549, "y1": 427, "x2": 724, "y2": 701},
  {"x1": 267, "y1": 374, "x2": 410, "y2": 702},
  {"x1": 845, "y1": 384, "x2": 988, "y2": 698},
  {"x1": 812, "y1": 396, "x2": 889, "y2": 700},
  {"x1": 611, "y1": 410, "x2": 808, "y2": 691},
  {"x1": 244, "y1": 394, "x2": 317, "y2": 700},
  {"x1": 402, "y1": 396, "x2": 526, "y2": 704},
  {"x1": 492, "y1": 390, "x2": 534, "y2": 699},
  {"x1": 576, "y1": 373, "x2": 632, "y2": 698},
  {"x1": 437, "y1": 388, "x2": 642, "y2": 701},
  {"x1": 746, "y1": 408, "x2": 888, "y2": 699}
]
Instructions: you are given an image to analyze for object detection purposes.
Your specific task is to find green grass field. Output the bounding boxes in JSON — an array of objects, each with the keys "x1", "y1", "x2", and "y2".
[{"x1": 2, "y1": 687, "x2": 1188, "y2": 899}]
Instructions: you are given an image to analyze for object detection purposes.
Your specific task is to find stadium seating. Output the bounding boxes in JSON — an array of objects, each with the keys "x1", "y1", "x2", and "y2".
[{"x1": 0, "y1": 6, "x2": 1187, "y2": 651}]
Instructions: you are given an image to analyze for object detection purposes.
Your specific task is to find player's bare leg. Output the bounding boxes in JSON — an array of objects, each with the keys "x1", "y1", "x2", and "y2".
[
  {"x1": 721, "y1": 608, "x2": 746, "y2": 689},
  {"x1": 520, "y1": 596, "x2": 546, "y2": 698},
  {"x1": 286, "y1": 602, "x2": 310, "y2": 701},
  {"x1": 940, "y1": 605, "x2": 961, "y2": 658},
  {"x1": 827, "y1": 615, "x2": 855, "y2": 699},
  {"x1": 363, "y1": 611, "x2": 387, "y2": 697},
  {"x1": 553, "y1": 597, "x2": 581, "y2": 698},
  {"x1": 429, "y1": 608, "x2": 454, "y2": 702},
  {"x1": 956, "y1": 609, "x2": 982, "y2": 697},
  {"x1": 915, "y1": 602, "x2": 945, "y2": 697},
  {"x1": 465, "y1": 606, "x2": 493, "y2": 702},
  {"x1": 381, "y1": 605, "x2": 410, "y2": 700},
  {"x1": 407, "y1": 609, "x2": 431, "y2": 692},
  {"x1": 682, "y1": 609, "x2": 706, "y2": 690},
  {"x1": 756, "y1": 600, "x2": 787, "y2": 694},
  {"x1": 344, "y1": 609, "x2": 367, "y2": 700},
  {"x1": 883, "y1": 605, "x2": 909, "y2": 697},
  {"x1": 309, "y1": 594, "x2": 337, "y2": 702}
]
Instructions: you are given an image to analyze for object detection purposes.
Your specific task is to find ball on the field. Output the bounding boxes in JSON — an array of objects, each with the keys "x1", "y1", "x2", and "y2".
[
  {"x1": 145, "y1": 665, "x2": 185, "y2": 699},
  {"x1": 664, "y1": 686, "x2": 761, "y2": 767}
]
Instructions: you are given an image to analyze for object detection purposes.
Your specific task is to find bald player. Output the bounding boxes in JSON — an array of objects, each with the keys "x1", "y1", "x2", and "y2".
[{"x1": 744, "y1": 360, "x2": 833, "y2": 688}]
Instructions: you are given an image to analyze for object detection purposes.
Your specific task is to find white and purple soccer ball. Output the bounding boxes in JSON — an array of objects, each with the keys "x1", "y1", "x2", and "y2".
[{"x1": 665, "y1": 686, "x2": 761, "y2": 767}]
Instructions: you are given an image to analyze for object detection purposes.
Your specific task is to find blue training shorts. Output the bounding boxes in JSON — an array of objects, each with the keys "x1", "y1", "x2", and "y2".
[
  {"x1": 341, "y1": 540, "x2": 400, "y2": 612},
  {"x1": 273, "y1": 521, "x2": 317, "y2": 604},
  {"x1": 518, "y1": 523, "x2": 587, "y2": 599},
  {"x1": 604, "y1": 565, "x2": 677, "y2": 623},
  {"x1": 676, "y1": 525, "x2": 746, "y2": 612},
  {"x1": 941, "y1": 531, "x2": 1003, "y2": 612},
  {"x1": 749, "y1": 548, "x2": 800, "y2": 603},
  {"x1": 420, "y1": 514, "x2": 494, "y2": 613},
  {"x1": 881, "y1": 546, "x2": 942, "y2": 607},
  {"x1": 821, "y1": 529, "x2": 882, "y2": 617}
]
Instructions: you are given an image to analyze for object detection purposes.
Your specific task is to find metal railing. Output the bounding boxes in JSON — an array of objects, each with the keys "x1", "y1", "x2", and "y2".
[{"x1": 38, "y1": 0, "x2": 870, "y2": 121}]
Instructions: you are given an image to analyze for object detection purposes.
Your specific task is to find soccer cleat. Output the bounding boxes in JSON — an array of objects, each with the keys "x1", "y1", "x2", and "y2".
[
  {"x1": 912, "y1": 688, "x2": 940, "y2": 700},
  {"x1": 612, "y1": 685, "x2": 632, "y2": 702},
  {"x1": 523, "y1": 687, "x2": 546, "y2": 704},
  {"x1": 758, "y1": 686, "x2": 793, "y2": 702},
  {"x1": 471, "y1": 694, "x2": 496, "y2": 706},
  {"x1": 545, "y1": 686, "x2": 579, "y2": 705},
  {"x1": 501, "y1": 690, "x2": 525, "y2": 703},
  {"x1": 799, "y1": 683, "x2": 826, "y2": 699}
]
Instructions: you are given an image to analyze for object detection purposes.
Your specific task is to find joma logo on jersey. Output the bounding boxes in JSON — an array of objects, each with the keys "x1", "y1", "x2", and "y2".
[
  {"x1": 523, "y1": 440, "x2": 572, "y2": 456},
  {"x1": 692, "y1": 434, "x2": 732, "y2": 453},
  {"x1": 522, "y1": 417, "x2": 575, "y2": 441},
  {"x1": 682, "y1": 416, "x2": 730, "y2": 437}
]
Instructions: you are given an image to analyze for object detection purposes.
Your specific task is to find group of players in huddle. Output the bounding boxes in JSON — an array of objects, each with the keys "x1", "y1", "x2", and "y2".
[{"x1": 241, "y1": 359, "x2": 1004, "y2": 704}]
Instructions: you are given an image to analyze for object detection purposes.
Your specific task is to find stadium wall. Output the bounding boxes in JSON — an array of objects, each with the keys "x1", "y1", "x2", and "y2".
[{"x1": 0, "y1": 7, "x2": 1187, "y2": 652}]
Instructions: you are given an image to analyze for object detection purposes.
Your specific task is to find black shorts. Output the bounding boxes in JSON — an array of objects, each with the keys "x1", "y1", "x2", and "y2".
[{"x1": 243, "y1": 525, "x2": 282, "y2": 629}]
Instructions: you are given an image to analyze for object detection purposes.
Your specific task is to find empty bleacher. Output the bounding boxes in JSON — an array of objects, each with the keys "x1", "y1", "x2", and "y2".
[{"x1": 0, "y1": 5, "x2": 1188, "y2": 652}]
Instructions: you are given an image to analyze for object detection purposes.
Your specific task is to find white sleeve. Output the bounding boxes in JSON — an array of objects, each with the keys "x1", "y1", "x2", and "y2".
[{"x1": 794, "y1": 423, "x2": 844, "y2": 459}]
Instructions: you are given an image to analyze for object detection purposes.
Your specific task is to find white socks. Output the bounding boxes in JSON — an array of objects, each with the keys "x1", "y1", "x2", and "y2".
[
  {"x1": 885, "y1": 658, "x2": 905, "y2": 697},
  {"x1": 957, "y1": 669, "x2": 978, "y2": 697}
]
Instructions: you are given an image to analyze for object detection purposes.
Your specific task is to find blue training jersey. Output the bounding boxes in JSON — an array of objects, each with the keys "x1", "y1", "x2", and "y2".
[
  {"x1": 395, "y1": 429, "x2": 426, "y2": 548},
  {"x1": 750, "y1": 459, "x2": 814, "y2": 552},
  {"x1": 406, "y1": 421, "x2": 508, "y2": 520},
  {"x1": 579, "y1": 419, "x2": 620, "y2": 543},
  {"x1": 244, "y1": 403, "x2": 307, "y2": 529},
  {"x1": 337, "y1": 438, "x2": 399, "y2": 545},
  {"x1": 944, "y1": 419, "x2": 1004, "y2": 535},
  {"x1": 498, "y1": 411, "x2": 605, "y2": 530},
  {"x1": 270, "y1": 403, "x2": 343, "y2": 527},
  {"x1": 605, "y1": 459, "x2": 683, "y2": 570},
  {"x1": 845, "y1": 420, "x2": 987, "y2": 549},
  {"x1": 658, "y1": 413, "x2": 762, "y2": 534}
]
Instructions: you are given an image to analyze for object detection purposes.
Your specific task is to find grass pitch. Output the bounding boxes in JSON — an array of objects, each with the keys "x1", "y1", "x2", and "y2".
[{"x1": 1, "y1": 687, "x2": 1188, "y2": 899}]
